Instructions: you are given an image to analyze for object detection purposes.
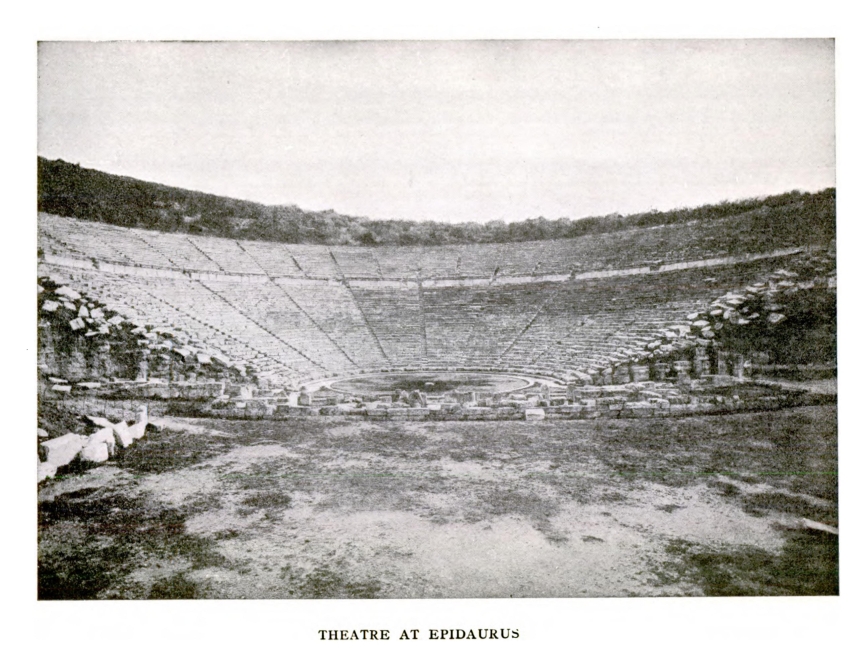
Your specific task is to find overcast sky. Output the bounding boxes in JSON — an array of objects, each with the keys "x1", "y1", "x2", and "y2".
[{"x1": 38, "y1": 40, "x2": 835, "y2": 223}]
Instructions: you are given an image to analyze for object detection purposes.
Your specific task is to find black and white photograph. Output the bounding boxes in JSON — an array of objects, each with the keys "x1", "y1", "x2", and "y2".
[{"x1": 35, "y1": 38, "x2": 838, "y2": 604}]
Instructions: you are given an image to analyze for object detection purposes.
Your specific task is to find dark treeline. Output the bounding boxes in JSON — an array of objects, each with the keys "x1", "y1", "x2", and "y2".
[{"x1": 38, "y1": 157, "x2": 836, "y2": 247}]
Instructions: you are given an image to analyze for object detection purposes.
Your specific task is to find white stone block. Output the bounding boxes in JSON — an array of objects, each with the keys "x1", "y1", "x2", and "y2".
[
  {"x1": 55, "y1": 286, "x2": 81, "y2": 300},
  {"x1": 80, "y1": 438, "x2": 109, "y2": 463},
  {"x1": 525, "y1": 408, "x2": 546, "y2": 420},
  {"x1": 38, "y1": 462, "x2": 57, "y2": 482},
  {"x1": 40, "y1": 433, "x2": 86, "y2": 467},
  {"x1": 112, "y1": 421, "x2": 135, "y2": 449},
  {"x1": 88, "y1": 427, "x2": 116, "y2": 456}
]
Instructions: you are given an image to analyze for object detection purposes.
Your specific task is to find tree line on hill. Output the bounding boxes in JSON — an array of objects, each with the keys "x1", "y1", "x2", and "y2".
[{"x1": 38, "y1": 157, "x2": 836, "y2": 247}]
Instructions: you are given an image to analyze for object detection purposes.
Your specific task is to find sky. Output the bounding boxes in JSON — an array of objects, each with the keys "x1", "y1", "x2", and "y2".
[{"x1": 37, "y1": 40, "x2": 835, "y2": 223}]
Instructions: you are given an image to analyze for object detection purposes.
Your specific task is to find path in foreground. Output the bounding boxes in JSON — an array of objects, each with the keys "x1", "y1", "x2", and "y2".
[{"x1": 38, "y1": 406, "x2": 838, "y2": 599}]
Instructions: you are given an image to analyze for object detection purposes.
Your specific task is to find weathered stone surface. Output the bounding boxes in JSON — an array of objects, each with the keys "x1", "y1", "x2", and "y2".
[
  {"x1": 40, "y1": 433, "x2": 87, "y2": 467},
  {"x1": 80, "y1": 438, "x2": 109, "y2": 463},
  {"x1": 55, "y1": 286, "x2": 81, "y2": 300},
  {"x1": 197, "y1": 353, "x2": 212, "y2": 364},
  {"x1": 732, "y1": 354, "x2": 745, "y2": 379},
  {"x1": 129, "y1": 405, "x2": 149, "y2": 440},
  {"x1": 38, "y1": 462, "x2": 57, "y2": 482},
  {"x1": 112, "y1": 421, "x2": 135, "y2": 449},
  {"x1": 630, "y1": 365, "x2": 650, "y2": 382},
  {"x1": 86, "y1": 415, "x2": 114, "y2": 428},
  {"x1": 525, "y1": 408, "x2": 545, "y2": 420},
  {"x1": 801, "y1": 519, "x2": 838, "y2": 535},
  {"x1": 89, "y1": 426, "x2": 117, "y2": 454}
]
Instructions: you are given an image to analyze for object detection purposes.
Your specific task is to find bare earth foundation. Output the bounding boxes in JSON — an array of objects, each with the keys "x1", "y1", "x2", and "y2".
[{"x1": 37, "y1": 405, "x2": 837, "y2": 599}]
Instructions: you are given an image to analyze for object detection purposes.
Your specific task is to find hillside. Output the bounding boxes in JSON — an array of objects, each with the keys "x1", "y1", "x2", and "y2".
[{"x1": 38, "y1": 157, "x2": 835, "y2": 247}]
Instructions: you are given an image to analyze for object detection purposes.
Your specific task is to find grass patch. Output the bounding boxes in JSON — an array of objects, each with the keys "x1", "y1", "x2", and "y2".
[
  {"x1": 740, "y1": 491, "x2": 837, "y2": 525},
  {"x1": 282, "y1": 566, "x2": 382, "y2": 599},
  {"x1": 38, "y1": 488, "x2": 229, "y2": 599},
  {"x1": 116, "y1": 427, "x2": 236, "y2": 474},
  {"x1": 149, "y1": 573, "x2": 205, "y2": 599},
  {"x1": 662, "y1": 532, "x2": 838, "y2": 596}
]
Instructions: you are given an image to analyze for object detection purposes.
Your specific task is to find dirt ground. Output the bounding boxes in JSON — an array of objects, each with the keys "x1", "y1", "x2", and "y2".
[{"x1": 37, "y1": 405, "x2": 838, "y2": 599}]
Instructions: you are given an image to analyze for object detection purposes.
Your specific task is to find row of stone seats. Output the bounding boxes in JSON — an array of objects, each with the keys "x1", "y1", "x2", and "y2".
[
  {"x1": 41, "y1": 200, "x2": 813, "y2": 280},
  {"x1": 205, "y1": 280, "x2": 356, "y2": 373},
  {"x1": 329, "y1": 248, "x2": 382, "y2": 278},
  {"x1": 52, "y1": 267, "x2": 324, "y2": 384},
  {"x1": 234, "y1": 239, "x2": 306, "y2": 276},
  {"x1": 38, "y1": 225, "x2": 816, "y2": 384},
  {"x1": 40, "y1": 214, "x2": 178, "y2": 269},
  {"x1": 421, "y1": 283, "x2": 548, "y2": 361},
  {"x1": 277, "y1": 280, "x2": 390, "y2": 368},
  {"x1": 152, "y1": 279, "x2": 332, "y2": 378},
  {"x1": 187, "y1": 235, "x2": 267, "y2": 274},
  {"x1": 130, "y1": 228, "x2": 224, "y2": 272},
  {"x1": 348, "y1": 283, "x2": 425, "y2": 365},
  {"x1": 280, "y1": 244, "x2": 341, "y2": 279},
  {"x1": 500, "y1": 258, "x2": 795, "y2": 374}
]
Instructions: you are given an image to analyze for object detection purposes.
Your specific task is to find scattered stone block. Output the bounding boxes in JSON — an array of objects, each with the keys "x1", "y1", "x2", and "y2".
[
  {"x1": 525, "y1": 408, "x2": 545, "y2": 420},
  {"x1": 86, "y1": 415, "x2": 114, "y2": 429},
  {"x1": 801, "y1": 519, "x2": 838, "y2": 535},
  {"x1": 40, "y1": 433, "x2": 87, "y2": 467},
  {"x1": 112, "y1": 421, "x2": 135, "y2": 449},
  {"x1": 51, "y1": 384, "x2": 72, "y2": 393},
  {"x1": 38, "y1": 462, "x2": 57, "y2": 482},
  {"x1": 37, "y1": 428, "x2": 49, "y2": 438},
  {"x1": 55, "y1": 286, "x2": 81, "y2": 300},
  {"x1": 69, "y1": 318, "x2": 86, "y2": 331},
  {"x1": 41, "y1": 300, "x2": 60, "y2": 312},
  {"x1": 80, "y1": 438, "x2": 109, "y2": 463},
  {"x1": 78, "y1": 305, "x2": 90, "y2": 318}
]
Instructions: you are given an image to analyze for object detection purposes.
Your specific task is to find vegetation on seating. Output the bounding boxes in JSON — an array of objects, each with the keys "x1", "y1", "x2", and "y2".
[{"x1": 39, "y1": 157, "x2": 835, "y2": 247}]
